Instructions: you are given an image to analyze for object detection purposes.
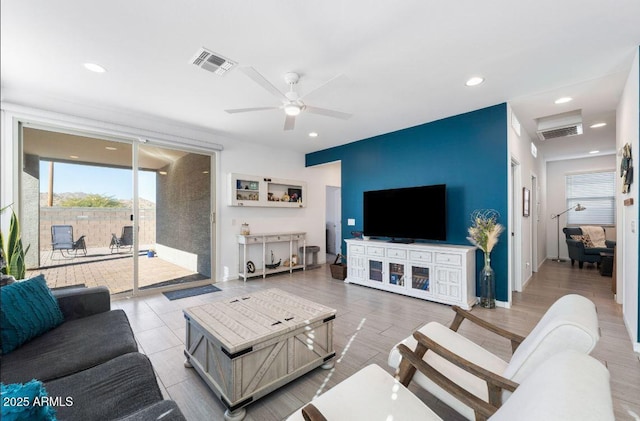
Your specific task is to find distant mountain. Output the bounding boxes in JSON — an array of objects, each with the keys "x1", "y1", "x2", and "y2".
[{"x1": 39, "y1": 192, "x2": 155, "y2": 209}]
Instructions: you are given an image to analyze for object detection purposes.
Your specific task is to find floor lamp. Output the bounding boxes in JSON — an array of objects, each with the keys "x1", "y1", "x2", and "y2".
[{"x1": 551, "y1": 203, "x2": 586, "y2": 262}]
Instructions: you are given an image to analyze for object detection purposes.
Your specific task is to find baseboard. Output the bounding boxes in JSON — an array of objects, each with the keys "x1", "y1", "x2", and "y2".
[
  {"x1": 155, "y1": 244, "x2": 198, "y2": 272},
  {"x1": 495, "y1": 300, "x2": 511, "y2": 309},
  {"x1": 622, "y1": 312, "x2": 640, "y2": 353}
]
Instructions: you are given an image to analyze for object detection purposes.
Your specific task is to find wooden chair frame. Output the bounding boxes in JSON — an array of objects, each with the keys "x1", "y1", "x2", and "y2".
[
  {"x1": 449, "y1": 305, "x2": 526, "y2": 353},
  {"x1": 300, "y1": 330, "x2": 515, "y2": 421}
]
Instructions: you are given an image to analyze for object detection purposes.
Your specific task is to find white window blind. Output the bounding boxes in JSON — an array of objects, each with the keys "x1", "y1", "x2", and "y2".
[{"x1": 566, "y1": 171, "x2": 615, "y2": 225}]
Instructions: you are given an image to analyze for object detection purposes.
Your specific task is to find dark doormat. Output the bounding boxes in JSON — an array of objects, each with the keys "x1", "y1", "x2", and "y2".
[
  {"x1": 141, "y1": 273, "x2": 208, "y2": 290},
  {"x1": 162, "y1": 284, "x2": 221, "y2": 301}
]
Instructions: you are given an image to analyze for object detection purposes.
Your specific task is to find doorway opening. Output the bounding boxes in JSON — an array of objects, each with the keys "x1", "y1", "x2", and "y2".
[{"x1": 325, "y1": 185, "x2": 341, "y2": 262}]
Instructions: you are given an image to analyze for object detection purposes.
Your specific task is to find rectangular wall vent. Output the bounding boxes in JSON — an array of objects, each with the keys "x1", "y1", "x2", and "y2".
[
  {"x1": 538, "y1": 125, "x2": 582, "y2": 140},
  {"x1": 191, "y1": 48, "x2": 236, "y2": 76},
  {"x1": 536, "y1": 110, "x2": 583, "y2": 141}
]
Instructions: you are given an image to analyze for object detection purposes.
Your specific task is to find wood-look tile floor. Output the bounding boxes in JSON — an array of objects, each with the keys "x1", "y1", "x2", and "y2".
[{"x1": 113, "y1": 260, "x2": 640, "y2": 421}]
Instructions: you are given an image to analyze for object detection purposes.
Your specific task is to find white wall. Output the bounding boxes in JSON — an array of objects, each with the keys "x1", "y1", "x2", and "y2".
[
  {"x1": 218, "y1": 145, "x2": 339, "y2": 280},
  {"x1": 616, "y1": 48, "x2": 639, "y2": 350},
  {"x1": 507, "y1": 105, "x2": 547, "y2": 295},
  {"x1": 545, "y1": 155, "x2": 617, "y2": 260}
]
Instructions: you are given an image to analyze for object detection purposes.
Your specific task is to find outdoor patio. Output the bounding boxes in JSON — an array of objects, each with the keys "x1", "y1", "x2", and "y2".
[{"x1": 26, "y1": 246, "x2": 206, "y2": 294}]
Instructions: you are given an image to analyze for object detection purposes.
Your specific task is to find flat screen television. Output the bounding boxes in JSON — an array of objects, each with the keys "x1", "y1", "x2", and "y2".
[{"x1": 363, "y1": 184, "x2": 446, "y2": 242}]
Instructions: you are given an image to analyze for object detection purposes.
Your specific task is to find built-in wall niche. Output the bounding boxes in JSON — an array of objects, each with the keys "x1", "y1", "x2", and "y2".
[{"x1": 228, "y1": 173, "x2": 307, "y2": 208}]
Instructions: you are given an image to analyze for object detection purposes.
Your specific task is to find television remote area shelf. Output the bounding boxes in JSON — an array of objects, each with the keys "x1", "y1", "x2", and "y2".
[{"x1": 344, "y1": 239, "x2": 477, "y2": 309}]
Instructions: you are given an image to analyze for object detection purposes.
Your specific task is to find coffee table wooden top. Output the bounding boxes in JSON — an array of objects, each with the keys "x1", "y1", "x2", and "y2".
[{"x1": 184, "y1": 288, "x2": 336, "y2": 354}]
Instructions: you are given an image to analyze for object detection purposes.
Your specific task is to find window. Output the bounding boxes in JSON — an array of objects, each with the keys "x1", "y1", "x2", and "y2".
[{"x1": 566, "y1": 171, "x2": 615, "y2": 225}]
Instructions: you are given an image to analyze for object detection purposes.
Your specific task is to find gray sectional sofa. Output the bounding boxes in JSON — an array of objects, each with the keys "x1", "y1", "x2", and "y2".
[{"x1": 1, "y1": 286, "x2": 186, "y2": 421}]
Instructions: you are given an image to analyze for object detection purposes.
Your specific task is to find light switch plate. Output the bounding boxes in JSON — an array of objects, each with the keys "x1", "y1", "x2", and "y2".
[{"x1": 347, "y1": 218, "x2": 355, "y2": 226}]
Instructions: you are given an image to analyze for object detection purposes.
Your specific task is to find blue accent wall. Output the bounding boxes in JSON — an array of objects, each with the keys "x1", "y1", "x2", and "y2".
[{"x1": 306, "y1": 103, "x2": 509, "y2": 301}]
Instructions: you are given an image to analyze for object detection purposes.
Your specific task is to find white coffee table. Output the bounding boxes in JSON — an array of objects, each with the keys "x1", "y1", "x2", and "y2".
[{"x1": 183, "y1": 288, "x2": 336, "y2": 421}]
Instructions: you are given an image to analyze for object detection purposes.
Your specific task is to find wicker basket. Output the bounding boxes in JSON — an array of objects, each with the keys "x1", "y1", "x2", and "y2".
[{"x1": 330, "y1": 254, "x2": 347, "y2": 280}]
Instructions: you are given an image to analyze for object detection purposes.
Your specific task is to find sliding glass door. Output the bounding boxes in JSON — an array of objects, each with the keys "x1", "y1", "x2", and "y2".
[
  {"x1": 20, "y1": 125, "x2": 213, "y2": 295},
  {"x1": 136, "y1": 143, "x2": 212, "y2": 293}
]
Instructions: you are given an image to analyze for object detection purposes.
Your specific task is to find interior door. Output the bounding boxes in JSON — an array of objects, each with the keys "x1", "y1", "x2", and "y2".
[{"x1": 326, "y1": 186, "x2": 341, "y2": 255}]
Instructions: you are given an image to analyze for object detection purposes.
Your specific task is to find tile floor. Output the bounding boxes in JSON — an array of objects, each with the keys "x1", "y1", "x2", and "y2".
[{"x1": 112, "y1": 260, "x2": 640, "y2": 421}]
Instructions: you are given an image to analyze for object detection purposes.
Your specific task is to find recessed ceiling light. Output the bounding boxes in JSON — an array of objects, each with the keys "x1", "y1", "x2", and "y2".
[
  {"x1": 465, "y1": 77, "x2": 484, "y2": 87},
  {"x1": 69, "y1": 155, "x2": 79, "y2": 159},
  {"x1": 589, "y1": 150, "x2": 600, "y2": 154},
  {"x1": 105, "y1": 146, "x2": 117, "y2": 151},
  {"x1": 554, "y1": 97, "x2": 572, "y2": 104},
  {"x1": 158, "y1": 171, "x2": 168, "y2": 175},
  {"x1": 202, "y1": 170, "x2": 209, "y2": 174},
  {"x1": 83, "y1": 62, "x2": 107, "y2": 73},
  {"x1": 308, "y1": 132, "x2": 319, "y2": 138},
  {"x1": 590, "y1": 122, "x2": 607, "y2": 128}
]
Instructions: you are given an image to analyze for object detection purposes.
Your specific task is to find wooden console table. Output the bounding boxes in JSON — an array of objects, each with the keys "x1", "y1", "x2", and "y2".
[
  {"x1": 183, "y1": 289, "x2": 336, "y2": 421},
  {"x1": 238, "y1": 232, "x2": 306, "y2": 280}
]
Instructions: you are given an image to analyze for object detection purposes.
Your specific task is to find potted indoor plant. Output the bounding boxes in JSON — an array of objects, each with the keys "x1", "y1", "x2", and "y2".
[{"x1": 1, "y1": 205, "x2": 30, "y2": 282}]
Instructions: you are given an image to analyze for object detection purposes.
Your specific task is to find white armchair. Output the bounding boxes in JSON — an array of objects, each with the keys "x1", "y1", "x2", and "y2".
[
  {"x1": 286, "y1": 349, "x2": 613, "y2": 421},
  {"x1": 387, "y1": 294, "x2": 600, "y2": 420}
]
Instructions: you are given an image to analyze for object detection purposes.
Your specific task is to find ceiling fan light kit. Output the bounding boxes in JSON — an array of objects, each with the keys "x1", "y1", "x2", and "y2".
[
  {"x1": 225, "y1": 67, "x2": 352, "y2": 131},
  {"x1": 284, "y1": 103, "x2": 302, "y2": 116}
]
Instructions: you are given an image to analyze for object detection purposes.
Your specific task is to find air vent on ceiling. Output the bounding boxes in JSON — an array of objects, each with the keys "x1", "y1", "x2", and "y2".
[
  {"x1": 191, "y1": 48, "x2": 236, "y2": 76},
  {"x1": 536, "y1": 110, "x2": 583, "y2": 141}
]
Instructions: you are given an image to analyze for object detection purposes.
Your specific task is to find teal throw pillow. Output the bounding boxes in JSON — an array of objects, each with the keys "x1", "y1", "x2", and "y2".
[
  {"x1": 1, "y1": 379, "x2": 57, "y2": 421},
  {"x1": 0, "y1": 274, "x2": 64, "y2": 354}
]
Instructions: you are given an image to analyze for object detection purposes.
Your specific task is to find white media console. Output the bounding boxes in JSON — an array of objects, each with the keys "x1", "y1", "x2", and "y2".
[{"x1": 344, "y1": 239, "x2": 477, "y2": 309}]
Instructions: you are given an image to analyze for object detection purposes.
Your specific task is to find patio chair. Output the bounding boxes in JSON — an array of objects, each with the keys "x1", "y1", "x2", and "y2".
[
  {"x1": 110, "y1": 225, "x2": 134, "y2": 253},
  {"x1": 387, "y1": 294, "x2": 600, "y2": 420},
  {"x1": 51, "y1": 225, "x2": 87, "y2": 259}
]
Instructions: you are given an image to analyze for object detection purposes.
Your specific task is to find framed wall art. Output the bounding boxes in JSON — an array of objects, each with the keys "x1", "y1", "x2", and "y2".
[{"x1": 523, "y1": 187, "x2": 530, "y2": 217}]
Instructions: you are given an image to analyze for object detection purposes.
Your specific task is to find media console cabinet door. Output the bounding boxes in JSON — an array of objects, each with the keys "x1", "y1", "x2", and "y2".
[{"x1": 344, "y1": 239, "x2": 476, "y2": 309}]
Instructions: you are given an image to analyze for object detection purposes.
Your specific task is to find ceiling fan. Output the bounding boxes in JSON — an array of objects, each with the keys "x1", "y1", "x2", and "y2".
[{"x1": 225, "y1": 67, "x2": 352, "y2": 131}]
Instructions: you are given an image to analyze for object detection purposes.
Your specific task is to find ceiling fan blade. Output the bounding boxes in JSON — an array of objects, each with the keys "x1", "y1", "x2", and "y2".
[
  {"x1": 305, "y1": 105, "x2": 352, "y2": 120},
  {"x1": 239, "y1": 67, "x2": 287, "y2": 101},
  {"x1": 299, "y1": 74, "x2": 348, "y2": 100},
  {"x1": 284, "y1": 114, "x2": 296, "y2": 131},
  {"x1": 225, "y1": 107, "x2": 279, "y2": 114}
]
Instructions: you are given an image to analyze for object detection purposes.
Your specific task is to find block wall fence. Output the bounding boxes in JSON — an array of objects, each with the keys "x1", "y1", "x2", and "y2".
[{"x1": 39, "y1": 207, "x2": 156, "y2": 249}]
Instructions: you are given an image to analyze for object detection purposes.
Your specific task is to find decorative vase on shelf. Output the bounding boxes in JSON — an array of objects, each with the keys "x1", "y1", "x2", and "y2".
[
  {"x1": 479, "y1": 252, "x2": 496, "y2": 309},
  {"x1": 240, "y1": 223, "x2": 250, "y2": 235}
]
